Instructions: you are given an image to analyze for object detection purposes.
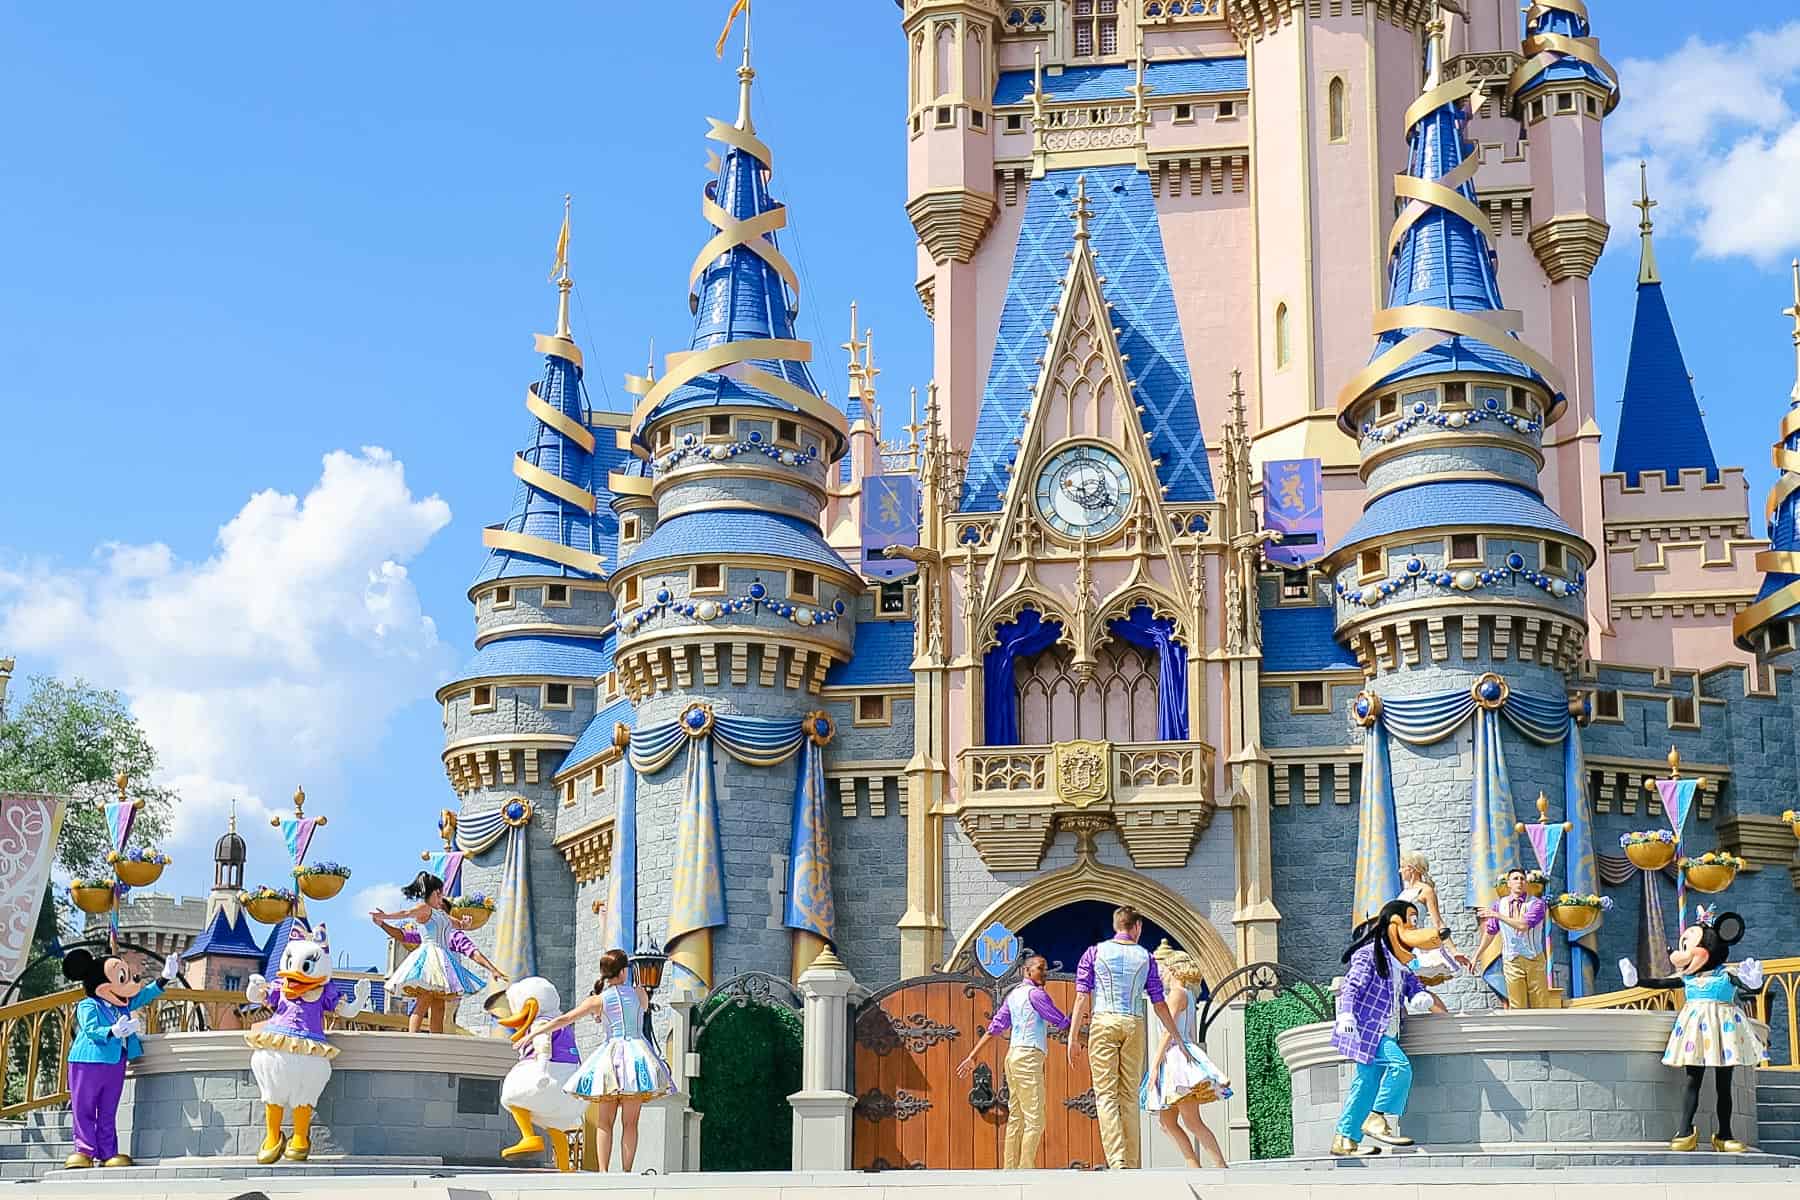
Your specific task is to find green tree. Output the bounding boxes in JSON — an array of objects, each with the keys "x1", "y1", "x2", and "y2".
[{"x1": 0, "y1": 675, "x2": 179, "y2": 1000}]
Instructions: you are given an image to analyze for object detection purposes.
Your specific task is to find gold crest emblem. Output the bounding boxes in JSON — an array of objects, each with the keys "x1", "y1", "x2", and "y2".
[{"x1": 1053, "y1": 739, "x2": 1112, "y2": 809}]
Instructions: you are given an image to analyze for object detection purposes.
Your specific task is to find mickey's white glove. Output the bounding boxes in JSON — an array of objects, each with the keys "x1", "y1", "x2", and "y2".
[
  {"x1": 246, "y1": 973, "x2": 271, "y2": 1005},
  {"x1": 160, "y1": 952, "x2": 182, "y2": 982},
  {"x1": 1334, "y1": 1011, "x2": 1357, "y2": 1037},
  {"x1": 1618, "y1": 958, "x2": 1639, "y2": 989},
  {"x1": 1406, "y1": 991, "x2": 1436, "y2": 1015},
  {"x1": 110, "y1": 1014, "x2": 142, "y2": 1040},
  {"x1": 1736, "y1": 958, "x2": 1764, "y2": 991}
]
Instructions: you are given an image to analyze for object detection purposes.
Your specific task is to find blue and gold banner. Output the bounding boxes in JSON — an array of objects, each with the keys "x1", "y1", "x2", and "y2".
[
  {"x1": 669, "y1": 731, "x2": 727, "y2": 940},
  {"x1": 601, "y1": 761, "x2": 639, "y2": 956},
  {"x1": 1261, "y1": 458, "x2": 1324, "y2": 567},
  {"x1": 782, "y1": 718, "x2": 836, "y2": 942},
  {"x1": 861, "y1": 474, "x2": 919, "y2": 581}
]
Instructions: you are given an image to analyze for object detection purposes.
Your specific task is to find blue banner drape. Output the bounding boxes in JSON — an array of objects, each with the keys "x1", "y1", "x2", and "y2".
[
  {"x1": 1352, "y1": 722, "x2": 1401, "y2": 926},
  {"x1": 982, "y1": 609, "x2": 1064, "y2": 745},
  {"x1": 601, "y1": 759, "x2": 639, "y2": 956},
  {"x1": 783, "y1": 732, "x2": 836, "y2": 940},
  {"x1": 1563, "y1": 717, "x2": 1599, "y2": 997},
  {"x1": 1106, "y1": 603, "x2": 1188, "y2": 741},
  {"x1": 454, "y1": 800, "x2": 535, "y2": 980},
  {"x1": 1469, "y1": 709, "x2": 1518, "y2": 910}
]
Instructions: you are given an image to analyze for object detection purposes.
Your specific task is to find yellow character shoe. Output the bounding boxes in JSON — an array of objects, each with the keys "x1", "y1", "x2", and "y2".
[
  {"x1": 1362, "y1": 1113, "x2": 1414, "y2": 1147},
  {"x1": 102, "y1": 1155, "x2": 133, "y2": 1167},
  {"x1": 1330, "y1": 1134, "x2": 1381, "y2": 1157},
  {"x1": 1668, "y1": 1128, "x2": 1698, "y2": 1152},
  {"x1": 1711, "y1": 1135, "x2": 1747, "y2": 1153},
  {"x1": 63, "y1": 1154, "x2": 94, "y2": 1170}
]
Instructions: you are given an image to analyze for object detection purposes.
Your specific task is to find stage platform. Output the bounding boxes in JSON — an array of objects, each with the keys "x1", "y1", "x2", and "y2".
[{"x1": 11, "y1": 1156, "x2": 1798, "y2": 1200}]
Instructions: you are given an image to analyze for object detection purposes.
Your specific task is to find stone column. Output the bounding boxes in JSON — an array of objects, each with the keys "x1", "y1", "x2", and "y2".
[{"x1": 788, "y1": 946, "x2": 861, "y2": 1170}]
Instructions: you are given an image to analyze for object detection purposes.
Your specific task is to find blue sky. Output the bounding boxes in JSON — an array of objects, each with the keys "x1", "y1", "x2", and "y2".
[{"x1": 2, "y1": 2, "x2": 1797, "y2": 971}]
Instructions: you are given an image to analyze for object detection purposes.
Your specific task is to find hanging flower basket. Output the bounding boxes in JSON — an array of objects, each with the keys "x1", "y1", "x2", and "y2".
[
  {"x1": 449, "y1": 892, "x2": 495, "y2": 931},
  {"x1": 1679, "y1": 853, "x2": 1742, "y2": 894},
  {"x1": 70, "y1": 879, "x2": 116, "y2": 915},
  {"x1": 1496, "y1": 869, "x2": 1549, "y2": 896},
  {"x1": 1547, "y1": 893, "x2": 1613, "y2": 933},
  {"x1": 108, "y1": 848, "x2": 171, "y2": 889},
  {"x1": 1620, "y1": 830, "x2": 1677, "y2": 872},
  {"x1": 293, "y1": 861, "x2": 351, "y2": 901},
  {"x1": 241, "y1": 885, "x2": 297, "y2": 925}
]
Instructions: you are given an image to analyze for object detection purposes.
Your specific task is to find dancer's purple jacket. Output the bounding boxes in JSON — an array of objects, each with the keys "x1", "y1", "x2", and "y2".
[{"x1": 1331, "y1": 941, "x2": 1423, "y2": 1064}]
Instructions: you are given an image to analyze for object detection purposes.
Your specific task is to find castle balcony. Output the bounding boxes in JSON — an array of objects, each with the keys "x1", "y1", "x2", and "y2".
[{"x1": 952, "y1": 737, "x2": 1217, "y2": 873}]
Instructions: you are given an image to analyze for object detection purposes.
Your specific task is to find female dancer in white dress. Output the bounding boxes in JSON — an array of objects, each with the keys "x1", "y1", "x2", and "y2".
[
  {"x1": 1397, "y1": 850, "x2": 1470, "y2": 986},
  {"x1": 1140, "y1": 946, "x2": 1232, "y2": 1168},
  {"x1": 539, "y1": 948, "x2": 674, "y2": 1172},
  {"x1": 373, "y1": 870, "x2": 507, "y2": 1033}
]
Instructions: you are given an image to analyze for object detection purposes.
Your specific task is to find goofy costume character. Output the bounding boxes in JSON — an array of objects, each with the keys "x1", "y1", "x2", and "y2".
[{"x1": 1330, "y1": 898, "x2": 1447, "y2": 1157}]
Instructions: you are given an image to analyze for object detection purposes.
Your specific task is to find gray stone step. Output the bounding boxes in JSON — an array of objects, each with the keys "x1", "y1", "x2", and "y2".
[{"x1": 1761, "y1": 1103, "x2": 1800, "y2": 1123}]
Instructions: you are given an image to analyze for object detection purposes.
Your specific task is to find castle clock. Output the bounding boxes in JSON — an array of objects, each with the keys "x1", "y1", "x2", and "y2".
[{"x1": 1033, "y1": 443, "x2": 1134, "y2": 540}]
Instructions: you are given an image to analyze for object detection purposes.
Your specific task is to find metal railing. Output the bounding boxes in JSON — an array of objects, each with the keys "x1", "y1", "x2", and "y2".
[
  {"x1": 2, "y1": 982, "x2": 435, "y2": 1119},
  {"x1": 1568, "y1": 953, "x2": 1799, "y2": 1070}
]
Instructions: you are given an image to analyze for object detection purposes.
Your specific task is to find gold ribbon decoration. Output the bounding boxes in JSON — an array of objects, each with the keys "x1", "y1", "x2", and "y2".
[
  {"x1": 1732, "y1": 406, "x2": 1800, "y2": 642},
  {"x1": 525, "y1": 384, "x2": 596, "y2": 453},
  {"x1": 481, "y1": 527, "x2": 605, "y2": 577},
  {"x1": 533, "y1": 332, "x2": 583, "y2": 369},
  {"x1": 631, "y1": 335, "x2": 847, "y2": 449},
  {"x1": 689, "y1": 198, "x2": 800, "y2": 307},
  {"x1": 1506, "y1": 1, "x2": 1620, "y2": 115},
  {"x1": 513, "y1": 454, "x2": 597, "y2": 515}
]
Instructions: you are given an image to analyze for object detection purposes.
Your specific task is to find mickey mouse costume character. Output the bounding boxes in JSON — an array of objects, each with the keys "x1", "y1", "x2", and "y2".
[
  {"x1": 61, "y1": 947, "x2": 182, "y2": 1168},
  {"x1": 1619, "y1": 906, "x2": 1767, "y2": 1152},
  {"x1": 1329, "y1": 898, "x2": 1448, "y2": 1157}
]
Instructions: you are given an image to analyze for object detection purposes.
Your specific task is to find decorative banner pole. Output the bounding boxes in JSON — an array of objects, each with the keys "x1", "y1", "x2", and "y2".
[
  {"x1": 1645, "y1": 748, "x2": 1706, "y2": 933},
  {"x1": 271, "y1": 786, "x2": 328, "y2": 921},
  {"x1": 1514, "y1": 792, "x2": 1571, "y2": 878},
  {"x1": 420, "y1": 809, "x2": 466, "y2": 899}
]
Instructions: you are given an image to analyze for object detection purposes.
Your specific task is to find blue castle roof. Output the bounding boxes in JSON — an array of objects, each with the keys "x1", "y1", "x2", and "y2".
[
  {"x1": 1612, "y1": 280, "x2": 1718, "y2": 487},
  {"x1": 960, "y1": 166, "x2": 1215, "y2": 513},
  {"x1": 825, "y1": 619, "x2": 915, "y2": 687},
  {"x1": 617, "y1": 509, "x2": 851, "y2": 574},
  {"x1": 1515, "y1": 4, "x2": 1615, "y2": 100},
  {"x1": 1352, "y1": 47, "x2": 1548, "y2": 405},
  {"x1": 1260, "y1": 606, "x2": 1358, "y2": 673},
  {"x1": 1337, "y1": 479, "x2": 1575, "y2": 550},
  {"x1": 185, "y1": 905, "x2": 264, "y2": 960},
  {"x1": 992, "y1": 57, "x2": 1246, "y2": 106},
  {"x1": 447, "y1": 633, "x2": 614, "y2": 688},
  {"x1": 636, "y1": 77, "x2": 838, "y2": 457},
  {"x1": 475, "y1": 341, "x2": 617, "y2": 586},
  {"x1": 562, "y1": 693, "x2": 636, "y2": 776}
]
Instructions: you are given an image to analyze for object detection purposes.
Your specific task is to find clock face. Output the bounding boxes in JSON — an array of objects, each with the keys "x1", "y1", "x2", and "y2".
[{"x1": 1034, "y1": 444, "x2": 1134, "y2": 539}]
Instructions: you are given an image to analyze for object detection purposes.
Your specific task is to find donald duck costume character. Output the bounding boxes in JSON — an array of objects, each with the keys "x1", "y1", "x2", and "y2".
[
  {"x1": 1329, "y1": 898, "x2": 1447, "y2": 1157},
  {"x1": 485, "y1": 976, "x2": 587, "y2": 1171},
  {"x1": 244, "y1": 925, "x2": 369, "y2": 1163}
]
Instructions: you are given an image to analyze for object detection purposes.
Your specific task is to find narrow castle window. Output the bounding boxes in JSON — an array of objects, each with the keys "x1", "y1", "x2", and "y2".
[
  {"x1": 790, "y1": 569, "x2": 818, "y2": 601},
  {"x1": 544, "y1": 583, "x2": 570, "y2": 606},
  {"x1": 1771, "y1": 622, "x2": 1793, "y2": 652},
  {"x1": 562, "y1": 779, "x2": 577, "y2": 807},
  {"x1": 1216, "y1": 100, "x2": 1237, "y2": 119},
  {"x1": 1449, "y1": 533, "x2": 1481, "y2": 563},
  {"x1": 857, "y1": 695, "x2": 891, "y2": 726},
  {"x1": 1542, "y1": 541, "x2": 1566, "y2": 575},
  {"x1": 707, "y1": 414, "x2": 732, "y2": 439},
  {"x1": 1328, "y1": 77, "x2": 1348, "y2": 142},
  {"x1": 911, "y1": 32, "x2": 925, "y2": 110},
  {"x1": 493, "y1": 585, "x2": 513, "y2": 609},
  {"x1": 1669, "y1": 695, "x2": 1697, "y2": 728},
  {"x1": 472, "y1": 685, "x2": 494, "y2": 712},
  {"x1": 1173, "y1": 103, "x2": 1193, "y2": 123},
  {"x1": 693, "y1": 563, "x2": 723, "y2": 592},
  {"x1": 1274, "y1": 303, "x2": 1291, "y2": 369},
  {"x1": 935, "y1": 23, "x2": 955, "y2": 97},
  {"x1": 544, "y1": 683, "x2": 572, "y2": 709},
  {"x1": 879, "y1": 580, "x2": 910, "y2": 615},
  {"x1": 1281, "y1": 570, "x2": 1310, "y2": 601},
  {"x1": 622, "y1": 516, "x2": 640, "y2": 543},
  {"x1": 1070, "y1": 0, "x2": 1117, "y2": 57},
  {"x1": 776, "y1": 419, "x2": 800, "y2": 446},
  {"x1": 621, "y1": 576, "x2": 640, "y2": 608},
  {"x1": 1359, "y1": 548, "x2": 1383, "y2": 580},
  {"x1": 1296, "y1": 680, "x2": 1327, "y2": 710},
  {"x1": 1594, "y1": 689, "x2": 1622, "y2": 720},
  {"x1": 1377, "y1": 393, "x2": 1399, "y2": 421},
  {"x1": 1005, "y1": 113, "x2": 1024, "y2": 132}
]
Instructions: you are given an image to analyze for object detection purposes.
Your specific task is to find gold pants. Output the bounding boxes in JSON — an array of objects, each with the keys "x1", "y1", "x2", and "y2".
[
  {"x1": 1002, "y1": 1046, "x2": 1046, "y2": 1169},
  {"x1": 1504, "y1": 952, "x2": 1552, "y2": 1008},
  {"x1": 1086, "y1": 1012, "x2": 1144, "y2": 1169}
]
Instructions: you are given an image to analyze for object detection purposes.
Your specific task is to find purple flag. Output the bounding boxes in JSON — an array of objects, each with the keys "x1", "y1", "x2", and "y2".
[
  {"x1": 425, "y1": 851, "x2": 465, "y2": 897},
  {"x1": 1523, "y1": 822, "x2": 1566, "y2": 873},
  {"x1": 1657, "y1": 778, "x2": 1697, "y2": 839},
  {"x1": 104, "y1": 801, "x2": 136, "y2": 856},
  {"x1": 279, "y1": 816, "x2": 320, "y2": 867}
]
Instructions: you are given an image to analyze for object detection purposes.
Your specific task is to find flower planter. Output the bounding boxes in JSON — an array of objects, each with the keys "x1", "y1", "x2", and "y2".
[
  {"x1": 244, "y1": 895, "x2": 295, "y2": 924},
  {"x1": 71, "y1": 886, "x2": 116, "y2": 915},
  {"x1": 1547, "y1": 902, "x2": 1601, "y2": 933},
  {"x1": 297, "y1": 873, "x2": 348, "y2": 901},
  {"x1": 1625, "y1": 841, "x2": 1676, "y2": 872},
  {"x1": 451, "y1": 905, "x2": 492, "y2": 931},
  {"x1": 1683, "y1": 862, "x2": 1738, "y2": 894},
  {"x1": 112, "y1": 859, "x2": 165, "y2": 888},
  {"x1": 1526, "y1": 880, "x2": 1545, "y2": 897}
]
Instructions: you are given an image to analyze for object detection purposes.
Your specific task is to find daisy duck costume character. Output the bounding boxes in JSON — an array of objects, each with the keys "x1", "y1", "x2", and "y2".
[
  {"x1": 244, "y1": 924, "x2": 370, "y2": 1163},
  {"x1": 1620, "y1": 907, "x2": 1767, "y2": 1152},
  {"x1": 62, "y1": 947, "x2": 182, "y2": 1168},
  {"x1": 1329, "y1": 898, "x2": 1447, "y2": 1157},
  {"x1": 483, "y1": 976, "x2": 587, "y2": 1171}
]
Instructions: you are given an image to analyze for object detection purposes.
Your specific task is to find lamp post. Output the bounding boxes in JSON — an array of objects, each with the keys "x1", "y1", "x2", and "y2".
[{"x1": 631, "y1": 937, "x2": 669, "y2": 1042}]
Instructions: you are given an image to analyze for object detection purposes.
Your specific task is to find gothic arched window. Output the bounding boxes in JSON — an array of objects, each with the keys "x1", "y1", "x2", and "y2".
[
  {"x1": 1275, "y1": 302, "x2": 1292, "y2": 369},
  {"x1": 1328, "y1": 76, "x2": 1348, "y2": 142}
]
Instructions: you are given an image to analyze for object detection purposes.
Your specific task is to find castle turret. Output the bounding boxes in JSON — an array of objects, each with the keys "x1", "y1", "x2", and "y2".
[
  {"x1": 1610, "y1": 165, "x2": 1718, "y2": 488},
  {"x1": 1326, "y1": 24, "x2": 1592, "y2": 1001},
  {"x1": 1510, "y1": 0, "x2": 1619, "y2": 643},
  {"x1": 1734, "y1": 262, "x2": 1800, "y2": 661},
  {"x1": 182, "y1": 804, "x2": 265, "y2": 1002},
  {"x1": 613, "y1": 49, "x2": 858, "y2": 987},
  {"x1": 436, "y1": 204, "x2": 626, "y2": 1005}
]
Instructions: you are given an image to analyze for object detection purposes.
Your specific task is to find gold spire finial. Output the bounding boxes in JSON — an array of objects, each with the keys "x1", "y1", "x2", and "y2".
[
  {"x1": 550, "y1": 194, "x2": 574, "y2": 339},
  {"x1": 1071, "y1": 174, "x2": 1093, "y2": 243},
  {"x1": 116, "y1": 772, "x2": 129, "y2": 803},
  {"x1": 1424, "y1": 7, "x2": 1448, "y2": 89},
  {"x1": 228, "y1": 798, "x2": 237, "y2": 836},
  {"x1": 1633, "y1": 161, "x2": 1660, "y2": 286},
  {"x1": 733, "y1": 2, "x2": 756, "y2": 134},
  {"x1": 1536, "y1": 792, "x2": 1550, "y2": 821},
  {"x1": 843, "y1": 301, "x2": 866, "y2": 400},
  {"x1": 1786, "y1": 260, "x2": 1800, "y2": 406}
]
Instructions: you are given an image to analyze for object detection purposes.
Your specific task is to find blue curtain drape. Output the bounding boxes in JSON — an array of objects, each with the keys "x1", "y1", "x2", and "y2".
[
  {"x1": 983, "y1": 609, "x2": 1064, "y2": 745},
  {"x1": 454, "y1": 803, "x2": 535, "y2": 980},
  {"x1": 783, "y1": 734, "x2": 835, "y2": 940},
  {"x1": 1563, "y1": 718, "x2": 1599, "y2": 997},
  {"x1": 1352, "y1": 722, "x2": 1401, "y2": 926},
  {"x1": 1468, "y1": 709, "x2": 1518, "y2": 910},
  {"x1": 1106, "y1": 602, "x2": 1188, "y2": 741},
  {"x1": 601, "y1": 760, "x2": 639, "y2": 956}
]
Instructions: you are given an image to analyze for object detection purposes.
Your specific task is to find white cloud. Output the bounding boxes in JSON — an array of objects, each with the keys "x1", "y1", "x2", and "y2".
[
  {"x1": 1606, "y1": 22, "x2": 1800, "y2": 264},
  {"x1": 0, "y1": 447, "x2": 453, "y2": 853},
  {"x1": 351, "y1": 882, "x2": 410, "y2": 921}
]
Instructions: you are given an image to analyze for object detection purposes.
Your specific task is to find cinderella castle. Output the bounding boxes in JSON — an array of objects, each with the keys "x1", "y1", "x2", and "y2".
[{"x1": 434, "y1": 0, "x2": 1800, "y2": 1013}]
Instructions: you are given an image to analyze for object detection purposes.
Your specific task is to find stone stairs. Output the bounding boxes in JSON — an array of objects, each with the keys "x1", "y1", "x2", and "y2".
[
  {"x1": 1758, "y1": 1072, "x2": 1800, "y2": 1159},
  {"x1": 0, "y1": 1108, "x2": 77, "y2": 1180}
]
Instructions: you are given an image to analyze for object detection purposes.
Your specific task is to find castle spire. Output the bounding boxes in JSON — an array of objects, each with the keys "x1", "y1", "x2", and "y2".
[
  {"x1": 734, "y1": 7, "x2": 755, "y2": 133},
  {"x1": 1733, "y1": 262, "x2": 1800, "y2": 651},
  {"x1": 551, "y1": 194, "x2": 574, "y2": 338},
  {"x1": 1633, "y1": 162, "x2": 1659, "y2": 286}
]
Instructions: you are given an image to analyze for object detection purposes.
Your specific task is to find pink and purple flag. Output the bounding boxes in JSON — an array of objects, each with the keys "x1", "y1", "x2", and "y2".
[
  {"x1": 278, "y1": 816, "x2": 321, "y2": 867},
  {"x1": 1657, "y1": 778, "x2": 1698, "y2": 839},
  {"x1": 1522, "y1": 820, "x2": 1566, "y2": 874}
]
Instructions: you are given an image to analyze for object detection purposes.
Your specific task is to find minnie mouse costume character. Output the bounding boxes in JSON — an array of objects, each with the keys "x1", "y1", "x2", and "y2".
[
  {"x1": 1619, "y1": 907, "x2": 1767, "y2": 1152},
  {"x1": 61, "y1": 947, "x2": 182, "y2": 1168}
]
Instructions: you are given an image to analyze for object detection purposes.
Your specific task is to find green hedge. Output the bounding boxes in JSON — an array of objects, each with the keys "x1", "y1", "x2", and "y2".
[
  {"x1": 690, "y1": 995, "x2": 803, "y2": 1171},
  {"x1": 1242, "y1": 983, "x2": 1330, "y2": 1160}
]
